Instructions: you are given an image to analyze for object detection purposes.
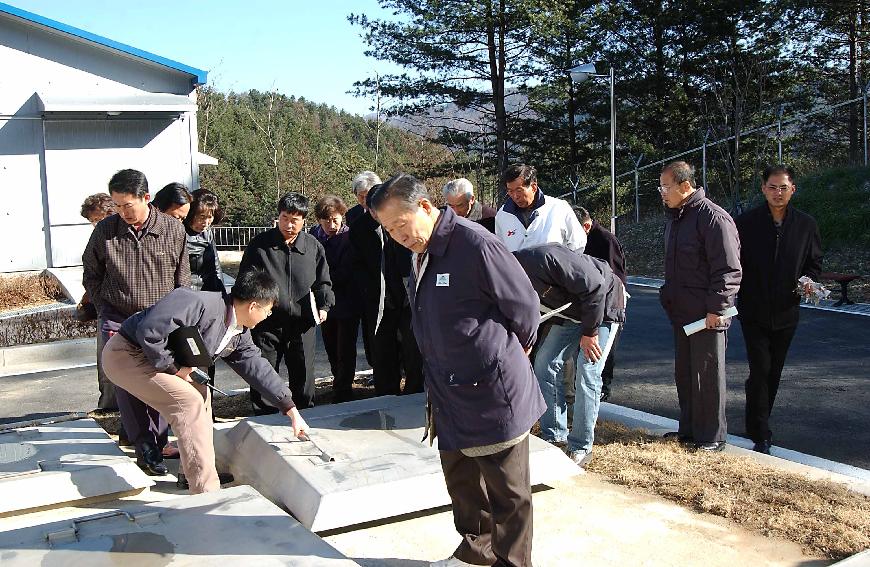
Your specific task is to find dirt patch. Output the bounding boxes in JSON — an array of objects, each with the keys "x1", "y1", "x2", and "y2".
[
  {"x1": 0, "y1": 273, "x2": 66, "y2": 313},
  {"x1": 587, "y1": 420, "x2": 870, "y2": 560}
]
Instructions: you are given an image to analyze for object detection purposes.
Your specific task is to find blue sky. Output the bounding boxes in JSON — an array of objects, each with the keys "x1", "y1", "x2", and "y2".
[{"x1": 4, "y1": 0, "x2": 399, "y2": 116}]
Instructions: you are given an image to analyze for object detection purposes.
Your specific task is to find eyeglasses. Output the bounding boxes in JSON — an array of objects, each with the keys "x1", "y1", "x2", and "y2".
[
  {"x1": 658, "y1": 185, "x2": 671, "y2": 195},
  {"x1": 764, "y1": 184, "x2": 793, "y2": 194}
]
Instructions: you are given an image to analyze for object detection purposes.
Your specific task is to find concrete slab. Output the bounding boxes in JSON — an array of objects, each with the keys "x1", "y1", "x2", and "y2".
[
  {"x1": 0, "y1": 485, "x2": 359, "y2": 565},
  {"x1": 0, "y1": 417, "x2": 153, "y2": 516},
  {"x1": 214, "y1": 393, "x2": 581, "y2": 531},
  {"x1": 0, "y1": 338, "x2": 96, "y2": 376}
]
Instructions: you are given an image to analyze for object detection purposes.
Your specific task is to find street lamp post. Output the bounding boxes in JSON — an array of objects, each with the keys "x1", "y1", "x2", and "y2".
[{"x1": 570, "y1": 63, "x2": 616, "y2": 233}]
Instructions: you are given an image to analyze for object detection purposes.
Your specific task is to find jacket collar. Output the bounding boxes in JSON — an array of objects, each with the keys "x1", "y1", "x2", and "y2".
[
  {"x1": 268, "y1": 227, "x2": 309, "y2": 253},
  {"x1": 113, "y1": 204, "x2": 168, "y2": 237},
  {"x1": 502, "y1": 187, "x2": 546, "y2": 218},
  {"x1": 309, "y1": 224, "x2": 348, "y2": 244},
  {"x1": 668, "y1": 187, "x2": 705, "y2": 219},
  {"x1": 425, "y1": 206, "x2": 455, "y2": 258}
]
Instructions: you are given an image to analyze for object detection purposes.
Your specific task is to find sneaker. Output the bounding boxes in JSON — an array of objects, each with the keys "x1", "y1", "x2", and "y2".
[
  {"x1": 429, "y1": 557, "x2": 484, "y2": 567},
  {"x1": 569, "y1": 450, "x2": 593, "y2": 468}
]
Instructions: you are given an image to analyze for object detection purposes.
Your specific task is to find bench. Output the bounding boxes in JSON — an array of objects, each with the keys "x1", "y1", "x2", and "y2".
[{"x1": 819, "y1": 272, "x2": 862, "y2": 307}]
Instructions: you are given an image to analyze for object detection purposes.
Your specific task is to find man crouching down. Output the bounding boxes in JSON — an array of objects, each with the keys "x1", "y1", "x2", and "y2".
[
  {"x1": 371, "y1": 173, "x2": 545, "y2": 567},
  {"x1": 102, "y1": 269, "x2": 309, "y2": 494}
]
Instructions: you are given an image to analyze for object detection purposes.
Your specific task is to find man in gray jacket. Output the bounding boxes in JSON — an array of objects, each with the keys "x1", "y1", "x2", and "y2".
[{"x1": 658, "y1": 161, "x2": 741, "y2": 452}]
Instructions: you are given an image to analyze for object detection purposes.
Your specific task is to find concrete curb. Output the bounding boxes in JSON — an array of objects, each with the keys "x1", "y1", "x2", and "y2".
[
  {"x1": 598, "y1": 402, "x2": 870, "y2": 496},
  {"x1": 0, "y1": 338, "x2": 96, "y2": 377}
]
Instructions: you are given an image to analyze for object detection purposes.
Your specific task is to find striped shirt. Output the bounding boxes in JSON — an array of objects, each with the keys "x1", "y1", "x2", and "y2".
[{"x1": 83, "y1": 205, "x2": 191, "y2": 318}]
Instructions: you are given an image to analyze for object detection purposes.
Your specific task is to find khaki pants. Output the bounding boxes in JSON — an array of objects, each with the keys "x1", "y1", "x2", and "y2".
[{"x1": 102, "y1": 333, "x2": 219, "y2": 493}]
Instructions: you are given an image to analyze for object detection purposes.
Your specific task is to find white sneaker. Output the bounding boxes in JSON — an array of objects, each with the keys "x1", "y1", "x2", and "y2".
[
  {"x1": 430, "y1": 556, "x2": 484, "y2": 567},
  {"x1": 569, "y1": 450, "x2": 593, "y2": 468}
]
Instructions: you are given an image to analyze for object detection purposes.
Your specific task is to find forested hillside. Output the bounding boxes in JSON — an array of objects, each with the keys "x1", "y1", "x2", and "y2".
[{"x1": 196, "y1": 87, "x2": 461, "y2": 225}]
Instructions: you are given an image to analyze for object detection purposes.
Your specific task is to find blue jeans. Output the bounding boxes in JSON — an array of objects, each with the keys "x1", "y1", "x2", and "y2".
[{"x1": 533, "y1": 321, "x2": 618, "y2": 454}]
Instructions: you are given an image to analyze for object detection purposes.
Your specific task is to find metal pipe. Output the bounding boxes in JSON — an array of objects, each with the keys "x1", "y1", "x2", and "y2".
[{"x1": 609, "y1": 67, "x2": 616, "y2": 234}]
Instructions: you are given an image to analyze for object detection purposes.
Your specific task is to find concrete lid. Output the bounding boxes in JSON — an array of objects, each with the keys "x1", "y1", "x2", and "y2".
[
  {"x1": 214, "y1": 393, "x2": 581, "y2": 531},
  {"x1": 0, "y1": 485, "x2": 359, "y2": 565},
  {"x1": 0, "y1": 418, "x2": 153, "y2": 516}
]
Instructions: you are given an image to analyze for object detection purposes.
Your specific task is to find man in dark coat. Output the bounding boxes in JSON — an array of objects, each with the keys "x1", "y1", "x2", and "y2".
[
  {"x1": 515, "y1": 244, "x2": 626, "y2": 469},
  {"x1": 345, "y1": 171, "x2": 381, "y2": 226},
  {"x1": 348, "y1": 191, "x2": 424, "y2": 396},
  {"x1": 735, "y1": 164, "x2": 822, "y2": 454},
  {"x1": 237, "y1": 193, "x2": 334, "y2": 411},
  {"x1": 575, "y1": 206, "x2": 627, "y2": 402},
  {"x1": 658, "y1": 161, "x2": 742, "y2": 452},
  {"x1": 372, "y1": 173, "x2": 544, "y2": 567},
  {"x1": 442, "y1": 177, "x2": 497, "y2": 233}
]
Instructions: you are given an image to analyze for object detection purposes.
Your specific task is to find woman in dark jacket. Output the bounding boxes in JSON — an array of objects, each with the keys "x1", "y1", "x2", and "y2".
[
  {"x1": 310, "y1": 195, "x2": 359, "y2": 402},
  {"x1": 184, "y1": 190, "x2": 225, "y2": 293}
]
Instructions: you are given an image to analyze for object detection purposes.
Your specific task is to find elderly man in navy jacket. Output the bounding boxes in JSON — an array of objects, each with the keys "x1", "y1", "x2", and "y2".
[{"x1": 371, "y1": 173, "x2": 544, "y2": 567}]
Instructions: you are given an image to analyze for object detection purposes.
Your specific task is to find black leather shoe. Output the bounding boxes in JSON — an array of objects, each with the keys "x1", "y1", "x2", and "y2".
[
  {"x1": 662, "y1": 431, "x2": 694, "y2": 444},
  {"x1": 752, "y1": 440, "x2": 772, "y2": 454},
  {"x1": 176, "y1": 472, "x2": 235, "y2": 490},
  {"x1": 136, "y1": 443, "x2": 168, "y2": 476},
  {"x1": 695, "y1": 441, "x2": 726, "y2": 452}
]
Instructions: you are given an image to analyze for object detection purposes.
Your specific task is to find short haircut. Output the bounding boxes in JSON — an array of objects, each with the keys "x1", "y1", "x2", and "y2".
[
  {"x1": 108, "y1": 169, "x2": 149, "y2": 198},
  {"x1": 352, "y1": 171, "x2": 382, "y2": 195},
  {"x1": 443, "y1": 178, "x2": 474, "y2": 199},
  {"x1": 502, "y1": 163, "x2": 537, "y2": 187},
  {"x1": 277, "y1": 192, "x2": 309, "y2": 216},
  {"x1": 661, "y1": 161, "x2": 696, "y2": 188},
  {"x1": 152, "y1": 182, "x2": 192, "y2": 213},
  {"x1": 574, "y1": 206, "x2": 592, "y2": 223},
  {"x1": 231, "y1": 268, "x2": 280, "y2": 304},
  {"x1": 365, "y1": 184, "x2": 382, "y2": 209},
  {"x1": 80, "y1": 193, "x2": 114, "y2": 220},
  {"x1": 369, "y1": 173, "x2": 430, "y2": 212},
  {"x1": 186, "y1": 189, "x2": 224, "y2": 228},
  {"x1": 762, "y1": 164, "x2": 796, "y2": 185},
  {"x1": 314, "y1": 195, "x2": 348, "y2": 219}
]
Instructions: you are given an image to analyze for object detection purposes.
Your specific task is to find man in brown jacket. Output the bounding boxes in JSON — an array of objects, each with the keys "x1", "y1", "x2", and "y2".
[
  {"x1": 83, "y1": 169, "x2": 191, "y2": 475},
  {"x1": 658, "y1": 161, "x2": 741, "y2": 452}
]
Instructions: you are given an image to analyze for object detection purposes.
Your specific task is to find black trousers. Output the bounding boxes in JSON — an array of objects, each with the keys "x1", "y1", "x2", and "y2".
[
  {"x1": 673, "y1": 326, "x2": 728, "y2": 443},
  {"x1": 372, "y1": 306, "x2": 424, "y2": 396},
  {"x1": 321, "y1": 316, "x2": 360, "y2": 402},
  {"x1": 250, "y1": 319, "x2": 316, "y2": 411},
  {"x1": 740, "y1": 321, "x2": 797, "y2": 443},
  {"x1": 440, "y1": 436, "x2": 534, "y2": 567},
  {"x1": 600, "y1": 324, "x2": 622, "y2": 397}
]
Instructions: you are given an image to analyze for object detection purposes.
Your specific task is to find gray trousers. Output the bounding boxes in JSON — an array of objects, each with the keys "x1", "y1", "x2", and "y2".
[
  {"x1": 95, "y1": 317, "x2": 118, "y2": 411},
  {"x1": 673, "y1": 326, "x2": 728, "y2": 443}
]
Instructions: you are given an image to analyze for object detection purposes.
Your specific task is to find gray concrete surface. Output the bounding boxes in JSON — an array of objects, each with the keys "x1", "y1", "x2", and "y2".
[
  {"x1": 0, "y1": 418, "x2": 153, "y2": 516},
  {"x1": 0, "y1": 485, "x2": 359, "y2": 565},
  {"x1": 214, "y1": 394, "x2": 581, "y2": 531}
]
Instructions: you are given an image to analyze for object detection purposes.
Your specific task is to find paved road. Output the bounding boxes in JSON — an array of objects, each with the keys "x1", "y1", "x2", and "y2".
[
  {"x1": 610, "y1": 285, "x2": 870, "y2": 469},
  {"x1": 2, "y1": 287, "x2": 868, "y2": 469}
]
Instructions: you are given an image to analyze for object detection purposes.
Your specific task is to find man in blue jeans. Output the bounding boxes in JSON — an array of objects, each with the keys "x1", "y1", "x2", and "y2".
[{"x1": 514, "y1": 244, "x2": 626, "y2": 467}]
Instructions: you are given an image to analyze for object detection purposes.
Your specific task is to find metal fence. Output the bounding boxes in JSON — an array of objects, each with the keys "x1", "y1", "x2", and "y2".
[
  {"x1": 212, "y1": 226, "x2": 271, "y2": 250},
  {"x1": 557, "y1": 92, "x2": 870, "y2": 230}
]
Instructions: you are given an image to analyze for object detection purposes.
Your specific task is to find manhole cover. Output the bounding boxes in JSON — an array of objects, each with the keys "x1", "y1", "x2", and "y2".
[{"x1": 0, "y1": 442, "x2": 38, "y2": 464}]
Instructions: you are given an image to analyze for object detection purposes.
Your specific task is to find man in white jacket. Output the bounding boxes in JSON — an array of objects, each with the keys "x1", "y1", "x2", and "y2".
[{"x1": 495, "y1": 163, "x2": 586, "y2": 252}]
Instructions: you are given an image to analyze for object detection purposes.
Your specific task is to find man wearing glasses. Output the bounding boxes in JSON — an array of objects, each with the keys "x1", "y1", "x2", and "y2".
[
  {"x1": 658, "y1": 161, "x2": 741, "y2": 453},
  {"x1": 83, "y1": 169, "x2": 190, "y2": 476},
  {"x1": 735, "y1": 165, "x2": 822, "y2": 454}
]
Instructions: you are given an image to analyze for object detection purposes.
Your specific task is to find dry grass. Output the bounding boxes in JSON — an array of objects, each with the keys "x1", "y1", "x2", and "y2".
[
  {"x1": 588, "y1": 420, "x2": 870, "y2": 560},
  {"x1": 0, "y1": 273, "x2": 66, "y2": 312}
]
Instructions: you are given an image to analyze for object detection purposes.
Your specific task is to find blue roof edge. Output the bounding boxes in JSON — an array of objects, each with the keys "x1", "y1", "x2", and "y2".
[{"x1": 0, "y1": 1, "x2": 208, "y2": 86}]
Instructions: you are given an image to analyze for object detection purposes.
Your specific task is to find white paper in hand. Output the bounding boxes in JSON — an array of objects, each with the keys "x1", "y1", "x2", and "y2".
[
  {"x1": 683, "y1": 306, "x2": 738, "y2": 336},
  {"x1": 309, "y1": 291, "x2": 321, "y2": 325}
]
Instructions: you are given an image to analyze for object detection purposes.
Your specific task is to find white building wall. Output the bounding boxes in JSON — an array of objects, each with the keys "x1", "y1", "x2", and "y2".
[{"x1": 0, "y1": 13, "x2": 200, "y2": 272}]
